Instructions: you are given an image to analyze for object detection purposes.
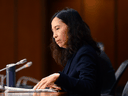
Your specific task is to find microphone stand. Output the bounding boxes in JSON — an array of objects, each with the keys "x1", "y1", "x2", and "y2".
[{"x1": 0, "y1": 59, "x2": 27, "y2": 87}]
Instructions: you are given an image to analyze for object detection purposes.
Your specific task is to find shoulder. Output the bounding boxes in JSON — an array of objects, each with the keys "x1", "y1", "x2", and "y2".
[
  {"x1": 72, "y1": 45, "x2": 100, "y2": 74},
  {"x1": 76, "y1": 44, "x2": 97, "y2": 57},
  {"x1": 72, "y1": 44, "x2": 99, "y2": 64}
]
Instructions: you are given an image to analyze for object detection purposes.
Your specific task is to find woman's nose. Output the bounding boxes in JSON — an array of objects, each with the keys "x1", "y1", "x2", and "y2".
[{"x1": 53, "y1": 33, "x2": 58, "y2": 38}]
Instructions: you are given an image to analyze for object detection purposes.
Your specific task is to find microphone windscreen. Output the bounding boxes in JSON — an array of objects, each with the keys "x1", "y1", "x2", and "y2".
[
  {"x1": 16, "y1": 59, "x2": 27, "y2": 65},
  {"x1": 25, "y1": 62, "x2": 32, "y2": 68}
]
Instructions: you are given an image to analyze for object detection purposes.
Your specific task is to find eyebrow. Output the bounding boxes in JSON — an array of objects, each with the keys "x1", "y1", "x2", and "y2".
[
  {"x1": 55, "y1": 25, "x2": 60, "y2": 28},
  {"x1": 52, "y1": 25, "x2": 60, "y2": 31}
]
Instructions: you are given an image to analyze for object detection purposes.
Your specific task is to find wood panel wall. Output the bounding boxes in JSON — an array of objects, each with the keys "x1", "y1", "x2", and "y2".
[
  {"x1": 0, "y1": 0, "x2": 15, "y2": 78},
  {"x1": 16, "y1": 0, "x2": 45, "y2": 84},
  {"x1": 0, "y1": 0, "x2": 128, "y2": 87},
  {"x1": 0, "y1": 0, "x2": 47, "y2": 85},
  {"x1": 82, "y1": 0, "x2": 115, "y2": 67},
  {"x1": 117, "y1": 0, "x2": 128, "y2": 86}
]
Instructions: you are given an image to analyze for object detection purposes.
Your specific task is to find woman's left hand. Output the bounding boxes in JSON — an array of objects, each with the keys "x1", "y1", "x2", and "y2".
[{"x1": 33, "y1": 73, "x2": 61, "y2": 90}]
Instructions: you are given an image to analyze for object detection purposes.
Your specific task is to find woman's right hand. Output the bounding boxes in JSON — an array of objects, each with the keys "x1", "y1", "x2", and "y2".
[{"x1": 33, "y1": 73, "x2": 61, "y2": 91}]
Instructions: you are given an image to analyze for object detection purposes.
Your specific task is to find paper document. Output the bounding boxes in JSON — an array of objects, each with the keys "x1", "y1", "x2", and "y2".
[{"x1": 4, "y1": 86, "x2": 56, "y2": 93}]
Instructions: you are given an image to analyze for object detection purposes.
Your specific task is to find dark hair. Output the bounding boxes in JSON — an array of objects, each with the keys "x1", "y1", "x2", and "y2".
[{"x1": 50, "y1": 8, "x2": 100, "y2": 67}]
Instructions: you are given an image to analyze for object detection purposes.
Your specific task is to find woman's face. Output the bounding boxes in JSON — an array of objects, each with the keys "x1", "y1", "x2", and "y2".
[{"x1": 51, "y1": 17, "x2": 68, "y2": 48}]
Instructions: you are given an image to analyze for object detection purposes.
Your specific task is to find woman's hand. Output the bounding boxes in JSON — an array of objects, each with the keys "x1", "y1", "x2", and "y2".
[{"x1": 33, "y1": 73, "x2": 61, "y2": 91}]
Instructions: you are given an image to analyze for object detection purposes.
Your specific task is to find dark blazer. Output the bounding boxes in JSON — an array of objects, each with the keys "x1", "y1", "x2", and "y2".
[
  {"x1": 99, "y1": 50, "x2": 115, "y2": 94},
  {"x1": 55, "y1": 45, "x2": 101, "y2": 96}
]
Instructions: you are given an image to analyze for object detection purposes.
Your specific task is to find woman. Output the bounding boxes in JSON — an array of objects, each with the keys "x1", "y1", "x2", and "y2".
[{"x1": 34, "y1": 8, "x2": 101, "y2": 96}]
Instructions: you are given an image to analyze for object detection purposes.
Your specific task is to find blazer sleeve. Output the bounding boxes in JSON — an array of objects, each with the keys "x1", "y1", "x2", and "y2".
[{"x1": 55, "y1": 46, "x2": 100, "y2": 95}]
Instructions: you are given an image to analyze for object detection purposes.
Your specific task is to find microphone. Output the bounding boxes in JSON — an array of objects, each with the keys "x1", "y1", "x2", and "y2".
[
  {"x1": 0, "y1": 59, "x2": 27, "y2": 72},
  {"x1": 16, "y1": 62, "x2": 32, "y2": 72},
  {"x1": 3, "y1": 61, "x2": 32, "y2": 79},
  {"x1": 6, "y1": 59, "x2": 27, "y2": 87},
  {"x1": 15, "y1": 59, "x2": 27, "y2": 65}
]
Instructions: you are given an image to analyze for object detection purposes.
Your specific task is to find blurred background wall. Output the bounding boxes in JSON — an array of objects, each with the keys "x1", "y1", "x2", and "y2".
[{"x1": 0, "y1": 0, "x2": 128, "y2": 92}]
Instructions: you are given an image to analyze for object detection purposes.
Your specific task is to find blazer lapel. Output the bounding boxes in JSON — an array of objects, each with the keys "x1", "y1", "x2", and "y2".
[{"x1": 62, "y1": 54, "x2": 75, "y2": 74}]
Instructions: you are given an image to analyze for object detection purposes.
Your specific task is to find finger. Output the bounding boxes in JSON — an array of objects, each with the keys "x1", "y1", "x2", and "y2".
[
  {"x1": 34, "y1": 78, "x2": 46, "y2": 89},
  {"x1": 37, "y1": 80, "x2": 47, "y2": 89},
  {"x1": 33, "y1": 81, "x2": 43, "y2": 90},
  {"x1": 49, "y1": 84, "x2": 61, "y2": 91},
  {"x1": 33, "y1": 82, "x2": 40, "y2": 90},
  {"x1": 52, "y1": 86, "x2": 61, "y2": 90},
  {"x1": 33, "y1": 78, "x2": 44, "y2": 90},
  {"x1": 40, "y1": 81, "x2": 54, "y2": 89},
  {"x1": 53, "y1": 84, "x2": 61, "y2": 90},
  {"x1": 40, "y1": 83, "x2": 48, "y2": 89},
  {"x1": 38, "y1": 77, "x2": 55, "y2": 89}
]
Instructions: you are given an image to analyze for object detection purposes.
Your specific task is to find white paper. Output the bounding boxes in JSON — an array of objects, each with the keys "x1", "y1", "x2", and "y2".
[{"x1": 4, "y1": 86, "x2": 56, "y2": 93}]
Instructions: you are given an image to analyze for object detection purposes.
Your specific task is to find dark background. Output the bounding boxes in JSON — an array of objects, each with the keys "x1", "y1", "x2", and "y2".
[{"x1": 0, "y1": 0, "x2": 128, "y2": 92}]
